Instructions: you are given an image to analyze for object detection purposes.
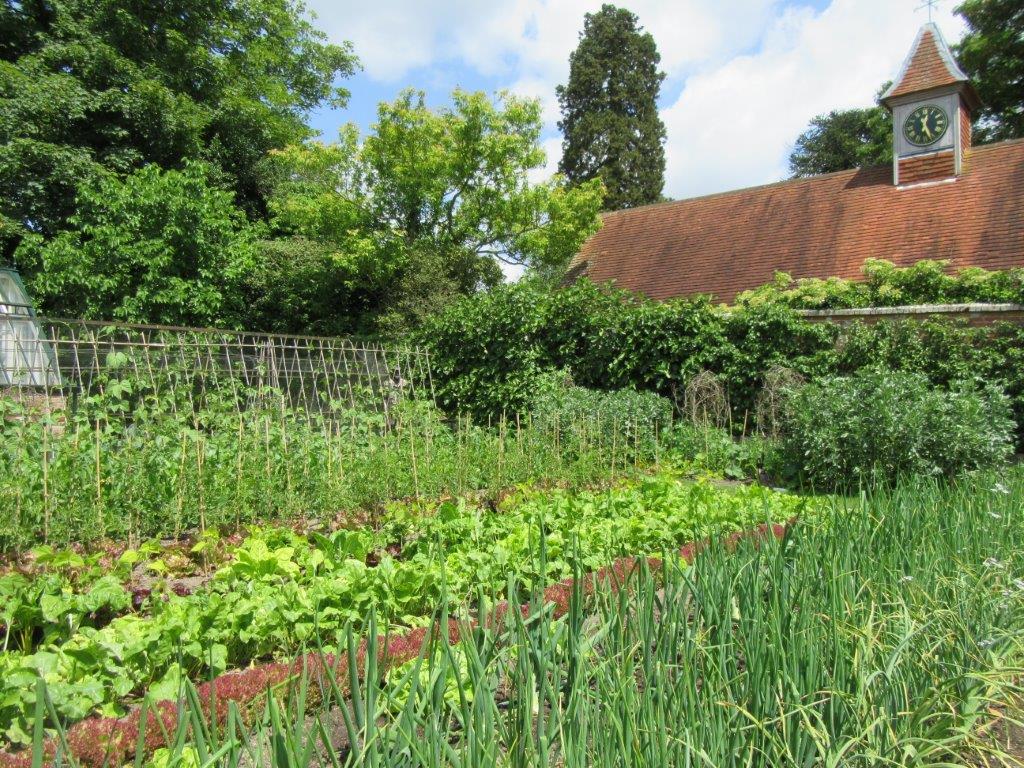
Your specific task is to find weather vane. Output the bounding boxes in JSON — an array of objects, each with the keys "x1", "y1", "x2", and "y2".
[{"x1": 916, "y1": 0, "x2": 939, "y2": 22}]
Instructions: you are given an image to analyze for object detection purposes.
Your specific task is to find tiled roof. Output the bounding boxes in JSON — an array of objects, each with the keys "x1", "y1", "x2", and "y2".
[
  {"x1": 881, "y1": 23, "x2": 977, "y2": 106},
  {"x1": 570, "y1": 139, "x2": 1024, "y2": 304}
]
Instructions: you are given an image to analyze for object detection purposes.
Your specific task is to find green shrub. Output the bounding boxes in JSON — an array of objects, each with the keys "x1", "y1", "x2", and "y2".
[
  {"x1": 833, "y1": 319, "x2": 1024, "y2": 447},
  {"x1": 779, "y1": 369, "x2": 1014, "y2": 488},
  {"x1": 419, "y1": 279, "x2": 555, "y2": 421},
  {"x1": 419, "y1": 278, "x2": 1024, "y2": 450},
  {"x1": 418, "y1": 279, "x2": 832, "y2": 423}
]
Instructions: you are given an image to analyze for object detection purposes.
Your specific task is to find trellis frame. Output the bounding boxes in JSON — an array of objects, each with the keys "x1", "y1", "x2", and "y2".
[{"x1": 0, "y1": 315, "x2": 433, "y2": 419}]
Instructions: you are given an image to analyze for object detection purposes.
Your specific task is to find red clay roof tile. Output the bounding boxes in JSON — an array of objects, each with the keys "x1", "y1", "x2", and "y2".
[
  {"x1": 571, "y1": 139, "x2": 1024, "y2": 303},
  {"x1": 881, "y1": 23, "x2": 978, "y2": 107}
]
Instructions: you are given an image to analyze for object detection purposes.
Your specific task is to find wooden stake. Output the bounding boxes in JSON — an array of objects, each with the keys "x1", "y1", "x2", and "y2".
[
  {"x1": 235, "y1": 416, "x2": 244, "y2": 530},
  {"x1": 197, "y1": 434, "x2": 206, "y2": 535},
  {"x1": 42, "y1": 423, "x2": 50, "y2": 543},
  {"x1": 94, "y1": 419, "x2": 102, "y2": 530}
]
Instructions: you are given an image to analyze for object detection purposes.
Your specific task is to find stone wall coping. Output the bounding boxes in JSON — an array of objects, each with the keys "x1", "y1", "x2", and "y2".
[{"x1": 795, "y1": 303, "x2": 1024, "y2": 318}]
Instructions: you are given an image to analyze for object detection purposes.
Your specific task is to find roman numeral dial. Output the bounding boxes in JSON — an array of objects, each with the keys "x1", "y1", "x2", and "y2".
[{"x1": 903, "y1": 105, "x2": 949, "y2": 147}]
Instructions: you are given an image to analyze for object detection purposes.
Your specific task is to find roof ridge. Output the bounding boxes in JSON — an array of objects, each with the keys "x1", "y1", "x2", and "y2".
[{"x1": 602, "y1": 166, "x2": 870, "y2": 218}]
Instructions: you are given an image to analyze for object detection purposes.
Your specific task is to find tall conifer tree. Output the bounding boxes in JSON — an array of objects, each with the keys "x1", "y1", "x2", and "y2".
[{"x1": 557, "y1": 5, "x2": 666, "y2": 210}]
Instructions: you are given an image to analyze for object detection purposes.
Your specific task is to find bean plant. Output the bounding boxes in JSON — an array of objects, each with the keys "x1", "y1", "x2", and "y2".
[{"x1": 0, "y1": 369, "x2": 665, "y2": 553}]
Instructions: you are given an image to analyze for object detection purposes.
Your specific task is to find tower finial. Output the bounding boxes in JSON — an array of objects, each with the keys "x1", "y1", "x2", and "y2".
[{"x1": 916, "y1": 0, "x2": 939, "y2": 23}]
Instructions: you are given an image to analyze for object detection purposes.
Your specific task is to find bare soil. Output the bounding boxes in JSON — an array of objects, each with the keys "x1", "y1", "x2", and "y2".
[{"x1": 969, "y1": 699, "x2": 1024, "y2": 767}]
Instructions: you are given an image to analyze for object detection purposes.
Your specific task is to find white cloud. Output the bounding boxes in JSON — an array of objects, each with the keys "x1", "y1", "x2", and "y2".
[
  {"x1": 308, "y1": 0, "x2": 969, "y2": 200},
  {"x1": 307, "y1": 0, "x2": 479, "y2": 81},
  {"x1": 661, "y1": 0, "x2": 966, "y2": 199},
  {"x1": 308, "y1": 0, "x2": 783, "y2": 84},
  {"x1": 528, "y1": 135, "x2": 563, "y2": 184}
]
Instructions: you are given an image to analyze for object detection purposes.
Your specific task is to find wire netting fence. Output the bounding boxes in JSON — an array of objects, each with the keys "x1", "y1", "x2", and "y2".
[{"x1": 0, "y1": 315, "x2": 433, "y2": 420}]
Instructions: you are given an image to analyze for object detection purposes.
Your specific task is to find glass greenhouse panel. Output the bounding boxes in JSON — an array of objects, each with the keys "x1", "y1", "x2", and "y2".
[{"x1": 0, "y1": 268, "x2": 60, "y2": 387}]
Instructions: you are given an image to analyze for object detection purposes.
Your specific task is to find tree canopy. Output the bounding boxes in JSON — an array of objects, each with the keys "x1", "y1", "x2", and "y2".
[
  {"x1": 17, "y1": 162, "x2": 259, "y2": 327},
  {"x1": 557, "y1": 4, "x2": 666, "y2": 210},
  {"x1": 954, "y1": 0, "x2": 1024, "y2": 142},
  {"x1": 0, "y1": 0, "x2": 356, "y2": 259},
  {"x1": 265, "y1": 90, "x2": 604, "y2": 335},
  {"x1": 788, "y1": 107, "x2": 892, "y2": 177},
  {"x1": 1, "y1": 3, "x2": 611, "y2": 335}
]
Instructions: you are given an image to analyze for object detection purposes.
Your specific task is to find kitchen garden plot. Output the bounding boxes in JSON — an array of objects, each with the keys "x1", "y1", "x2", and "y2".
[
  {"x1": 0, "y1": 476, "x2": 812, "y2": 748},
  {"x1": 2, "y1": 471, "x2": 1023, "y2": 767}
]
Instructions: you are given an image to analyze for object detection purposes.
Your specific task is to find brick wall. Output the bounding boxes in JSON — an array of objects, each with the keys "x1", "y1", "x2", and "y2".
[{"x1": 899, "y1": 150, "x2": 956, "y2": 185}]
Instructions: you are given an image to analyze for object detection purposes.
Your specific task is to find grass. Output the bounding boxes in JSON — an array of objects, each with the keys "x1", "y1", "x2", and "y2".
[{"x1": 6, "y1": 468, "x2": 1024, "y2": 766}]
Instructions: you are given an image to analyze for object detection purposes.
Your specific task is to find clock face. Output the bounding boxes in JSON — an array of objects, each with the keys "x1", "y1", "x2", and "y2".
[{"x1": 903, "y1": 105, "x2": 949, "y2": 147}]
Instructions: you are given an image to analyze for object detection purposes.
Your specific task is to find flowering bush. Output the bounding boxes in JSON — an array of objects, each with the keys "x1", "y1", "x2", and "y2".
[{"x1": 736, "y1": 258, "x2": 1024, "y2": 309}]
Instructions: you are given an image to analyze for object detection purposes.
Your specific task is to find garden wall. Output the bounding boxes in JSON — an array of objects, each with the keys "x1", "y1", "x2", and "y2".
[{"x1": 797, "y1": 303, "x2": 1024, "y2": 327}]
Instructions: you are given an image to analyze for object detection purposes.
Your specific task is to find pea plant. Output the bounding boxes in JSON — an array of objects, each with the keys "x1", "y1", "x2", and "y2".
[{"x1": 1, "y1": 362, "x2": 665, "y2": 553}]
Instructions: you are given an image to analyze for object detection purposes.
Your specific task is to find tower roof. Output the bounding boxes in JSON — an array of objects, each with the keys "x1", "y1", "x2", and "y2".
[{"x1": 881, "y1": 23, "x2": 979, "y2": 108}]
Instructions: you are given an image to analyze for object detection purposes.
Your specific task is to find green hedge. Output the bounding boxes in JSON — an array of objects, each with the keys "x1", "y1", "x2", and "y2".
[{"x1": 417, "y1": 278, "x2": 1024, "y2": 447}]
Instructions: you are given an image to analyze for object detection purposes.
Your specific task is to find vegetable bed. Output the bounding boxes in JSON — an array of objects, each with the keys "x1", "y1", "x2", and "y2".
[
  {"x1": 0, "y1": 476, "x2": 815, "y2": 747},
  {"x1": 6, "y1": 470, "x2": 1023, "y2": 768}
]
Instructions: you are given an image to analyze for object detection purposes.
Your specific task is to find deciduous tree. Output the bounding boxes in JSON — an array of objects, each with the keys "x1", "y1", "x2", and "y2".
[
  {"x1": 267, "y1": 90, "x2": 604, "y2": 335},
  {"x1": 0, "y1": 0, "x2": 356, "y2": 260},
  {"x1": 955, "y1": 0, "x2": 1024, "y2": 142},
  {"x1": 17, "y1": 163, "x2": 259, "y2": 327}
]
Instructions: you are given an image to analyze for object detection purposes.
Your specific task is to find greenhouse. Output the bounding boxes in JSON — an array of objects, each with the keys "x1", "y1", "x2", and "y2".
[{"x1": 0, "y1": 267, "x2": 60, "y2": 387}]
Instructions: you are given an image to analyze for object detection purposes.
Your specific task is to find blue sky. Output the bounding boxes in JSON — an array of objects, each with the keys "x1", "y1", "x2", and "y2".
[{"x1": 305, "y1": 0, "x2": 965, "y2": 202}]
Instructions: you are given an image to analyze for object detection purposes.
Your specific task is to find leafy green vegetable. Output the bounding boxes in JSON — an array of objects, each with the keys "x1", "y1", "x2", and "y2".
[{"x1": 0, "y1": 476, "x2": 814, "y2": 744}]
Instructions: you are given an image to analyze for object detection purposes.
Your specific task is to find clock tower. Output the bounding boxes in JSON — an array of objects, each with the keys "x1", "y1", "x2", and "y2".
[{"x1": 881, "y1": 23, "x2": 980, "y2": 187}]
